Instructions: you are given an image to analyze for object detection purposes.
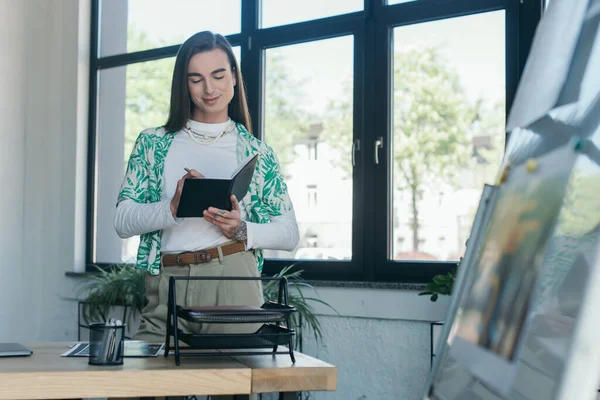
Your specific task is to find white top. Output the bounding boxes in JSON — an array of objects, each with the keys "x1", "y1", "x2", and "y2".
[
  {"x1": 114, "y1": 119, "x2": 299, "y2": 254},
  {"x1": 161, "y1": 118, "x2": 239, "y2": 252}
]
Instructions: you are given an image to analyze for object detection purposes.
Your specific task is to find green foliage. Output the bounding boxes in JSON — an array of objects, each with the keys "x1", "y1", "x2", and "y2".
[
  {"x1": 418, "y1": 266, "x2": 457, "y2": 302},
  {"x1": 77, "y1": 264, "x2": 147, "y2": 325},
  {"x1": 262, "y1": 265, "x2": 338, "y2": 350}
]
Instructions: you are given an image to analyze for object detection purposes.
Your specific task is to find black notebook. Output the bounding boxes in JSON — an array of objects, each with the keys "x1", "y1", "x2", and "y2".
[{"x1": 176, "y1": 154, "x2": 258, "y2": 218}]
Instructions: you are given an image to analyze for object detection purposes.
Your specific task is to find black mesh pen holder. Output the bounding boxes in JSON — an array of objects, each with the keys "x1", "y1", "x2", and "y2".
[
  {"x1": 164, "y1": 275, "x2": 297, "y2": 366},
  {"x1": 88, "y1": 322, "x2": 126, "y2": 366}
]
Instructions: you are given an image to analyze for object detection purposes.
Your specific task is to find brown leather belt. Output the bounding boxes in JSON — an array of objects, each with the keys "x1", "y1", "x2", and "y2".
[{"x1": 161, "y1": 241, "x2": 246, "y2": 267}]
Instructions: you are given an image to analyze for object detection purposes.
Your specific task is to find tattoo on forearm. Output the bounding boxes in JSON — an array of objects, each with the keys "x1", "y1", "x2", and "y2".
[{"x1": 232, "y1": 221, "x2": 247, "y2": 242}]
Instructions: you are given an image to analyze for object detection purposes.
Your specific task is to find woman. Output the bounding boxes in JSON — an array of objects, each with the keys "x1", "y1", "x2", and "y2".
[{"x1": 114, "y1": 31, "x2": 299, "y2": 343}]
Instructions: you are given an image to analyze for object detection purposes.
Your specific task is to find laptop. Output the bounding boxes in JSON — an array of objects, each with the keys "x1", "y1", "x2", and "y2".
[{"x1": 0, "y1": 343, "x2": 33, "y2": 357}]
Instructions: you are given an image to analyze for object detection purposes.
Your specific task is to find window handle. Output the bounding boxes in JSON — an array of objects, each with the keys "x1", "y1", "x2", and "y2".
[
  {"x1": 352, "y1": 139, "x2": 360, "y2": 166},
  {"x1": 374, "y1": 137, "x2": 383, "y2": 164}
]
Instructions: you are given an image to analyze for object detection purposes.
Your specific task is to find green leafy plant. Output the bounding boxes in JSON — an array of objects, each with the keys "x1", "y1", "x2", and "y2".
[
  {"x1": 418, "y1": 266, "x2": 457, "y2": 302},
  {"x1": 77, "y1": 264, "x2": 147, "y2": 325},
  {"x1": 262, "y1": 264, "x2": 338, "y2": 350}
]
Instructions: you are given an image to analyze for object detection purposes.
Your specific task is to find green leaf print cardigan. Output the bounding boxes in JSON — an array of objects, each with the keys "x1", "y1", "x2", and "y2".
[{"x1": 117, "y1": 122, "x2": 293, "y2": 275}]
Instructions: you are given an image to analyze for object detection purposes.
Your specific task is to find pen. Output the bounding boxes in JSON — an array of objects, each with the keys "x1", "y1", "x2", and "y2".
[
  {"x1": 101, "y1": 319, "x2": 115, "y2": 363},
  {"x1": 107, "y1": 319, "x2": 123, "y2": 362},
  {"x1": 107, "y1": 329, "x2": 116, "y2": 362},
  {"x1": 184, "y1": 167, "x2": 191, "y2": 173}
]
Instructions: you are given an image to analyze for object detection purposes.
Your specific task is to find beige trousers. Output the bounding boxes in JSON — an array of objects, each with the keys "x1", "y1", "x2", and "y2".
[{"x1": 134, "y1": 249, "x2": 264, "y2": 343}]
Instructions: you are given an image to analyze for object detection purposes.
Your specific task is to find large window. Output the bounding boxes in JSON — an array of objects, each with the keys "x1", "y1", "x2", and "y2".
[{"x1": 88, "y1": 0, "x2": 541, "y2": 282}]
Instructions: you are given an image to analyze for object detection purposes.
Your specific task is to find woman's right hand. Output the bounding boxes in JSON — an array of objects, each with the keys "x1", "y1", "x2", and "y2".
[{"x1": 170, "y1": 169, "x2": 204, "y2": 217}]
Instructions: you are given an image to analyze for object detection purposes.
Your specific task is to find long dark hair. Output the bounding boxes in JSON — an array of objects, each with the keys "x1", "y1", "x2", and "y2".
[{"x1": 164, "y1": 31, "x2": 252, "y2": 133}]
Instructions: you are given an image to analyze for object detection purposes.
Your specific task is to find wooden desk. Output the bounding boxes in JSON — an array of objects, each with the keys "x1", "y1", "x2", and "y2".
[
  {"x1": 224, "y1": 349, "x2": 337, "y2": 395},
  {"x1": 0, "y1": 343, "x2": 336, "y2": 399}
]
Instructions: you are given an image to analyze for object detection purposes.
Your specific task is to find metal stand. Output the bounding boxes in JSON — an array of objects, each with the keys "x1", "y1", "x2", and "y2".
[{"x1": 164, "y1": 276, "x2": 297, "y2": 366}]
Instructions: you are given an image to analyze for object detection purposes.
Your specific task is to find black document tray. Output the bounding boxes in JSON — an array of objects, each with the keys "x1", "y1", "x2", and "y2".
[
  {"x1": 177, "y1": 302, "x2": 296, "y2": 324},
  {"x1": 165, "y1": 276, "x2": 297, "y2": 365},
  {"x1": 177, "y1": 324, "x2": 295, "y2": 349}
]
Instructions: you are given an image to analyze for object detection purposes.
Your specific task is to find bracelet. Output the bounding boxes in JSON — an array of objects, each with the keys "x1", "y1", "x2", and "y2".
[{"x1": 232, "y1": 221, "x2": 247, "y2": 243}]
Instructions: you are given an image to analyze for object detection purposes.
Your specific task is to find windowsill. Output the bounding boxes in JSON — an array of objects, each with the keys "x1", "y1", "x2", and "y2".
[
  {"x1": 306, "y1": 279, "x2": 427, "y2": 291},
  {"x1": 66, "y1": 271, "x2": 426, "y2": 291},
  {"x1": 65, "y1": 271, "x2": 96, "y2": 278}
]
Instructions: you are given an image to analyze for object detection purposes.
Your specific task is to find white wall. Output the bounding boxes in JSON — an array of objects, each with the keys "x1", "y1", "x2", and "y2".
[
  {"x1": 0, "y1": 0, "x2": 89, "y2": 341},
  {"x1": 0, "y1": 0, "x2": 27, "y2": 340}
]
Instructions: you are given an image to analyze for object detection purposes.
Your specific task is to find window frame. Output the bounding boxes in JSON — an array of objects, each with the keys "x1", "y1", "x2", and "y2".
[{"x1": 86, "y1": 0, "x2": 542, "y2": 283}]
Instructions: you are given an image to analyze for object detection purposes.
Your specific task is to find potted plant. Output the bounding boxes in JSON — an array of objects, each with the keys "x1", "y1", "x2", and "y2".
[
  {"x1": 77, "y1": 264, "x2": 147, "y2": 326},
  {"x1": 418, "y1": 266, "x2": 457, "y2": 301},
  {"x1": 263, "y1": 264, "x2": 338, "y2": 350}
]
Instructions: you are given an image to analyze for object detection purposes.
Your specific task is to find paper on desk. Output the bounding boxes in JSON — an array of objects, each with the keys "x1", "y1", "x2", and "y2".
[
  {"x1": 62, "y1": 343, "x2": 90, "y2": 357},
  {"x1": 506, "y1": 0, "x2": 589, "y2": 132},
  {"x1": 62, "y1": 341, "x2": 164, "y2": 357}
]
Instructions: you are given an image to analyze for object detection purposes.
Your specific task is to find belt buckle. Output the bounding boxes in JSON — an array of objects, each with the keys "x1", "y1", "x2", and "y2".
[
  {"x1": 173, "y1": 250, "x2": 212, "y2": 266},
  {"x1": 194, "y1": 250, "x2": 212, "y2": 263}
]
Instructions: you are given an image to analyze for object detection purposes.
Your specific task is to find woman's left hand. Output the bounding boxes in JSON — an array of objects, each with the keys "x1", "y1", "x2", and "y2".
[{"x1": 204, "y1": 195, "x2": 242, "y2": 239}]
